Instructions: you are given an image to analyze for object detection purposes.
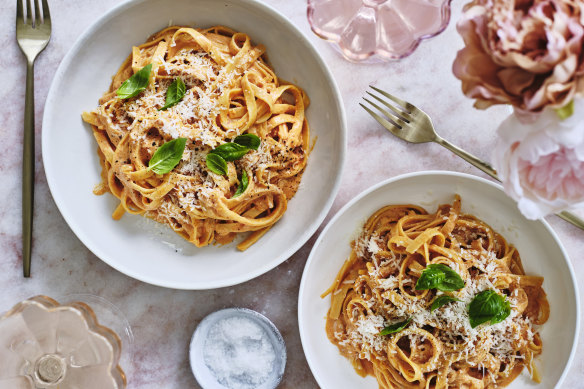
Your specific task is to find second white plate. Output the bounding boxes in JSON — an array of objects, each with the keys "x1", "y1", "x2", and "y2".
[{"x1": 298, "y1": 171, "x2": 579, "y2": 389}]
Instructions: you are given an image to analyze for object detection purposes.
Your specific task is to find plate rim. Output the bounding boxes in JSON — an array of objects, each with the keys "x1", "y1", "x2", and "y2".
[
  {"x1": 298, "y1": 170, "x2": 580, "y2": 388},
  {"x1": 41, "y1": 0, "x2": 347, "y2": 290}
]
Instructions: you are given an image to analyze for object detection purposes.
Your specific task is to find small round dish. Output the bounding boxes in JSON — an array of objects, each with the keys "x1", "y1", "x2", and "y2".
[
  {"x1": 189, "y1": 308, "x2": 286, "y2": 389},
  {"x1": 298, "y1": 171, "x2": 579, "y2": 389},
  {"x1": 42, "y1": 0, "x2": 346, "y2": 289}
]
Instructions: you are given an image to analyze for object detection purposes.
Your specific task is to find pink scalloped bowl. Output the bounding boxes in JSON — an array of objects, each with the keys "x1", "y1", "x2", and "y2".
[{"x1": 307, "y1": 0, "x2": 452, "y2": 61}]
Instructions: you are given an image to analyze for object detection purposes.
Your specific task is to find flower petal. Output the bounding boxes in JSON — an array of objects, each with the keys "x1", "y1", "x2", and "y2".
[
  {"x1": 453, "y1": 0, "x2": 584, "y2": 115},
  {"x1": 493, "y1": 100, "x2": 584, "y2": 219}
]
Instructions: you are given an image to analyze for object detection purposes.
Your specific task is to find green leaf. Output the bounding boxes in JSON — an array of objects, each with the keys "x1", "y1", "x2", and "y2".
[
  {"x1": 233, "y1": 170, "x2": 249, "y2": 198},
  {"x1": 158, "y1": 78, "x2": 186, "y2": 111},
  {"x1": 117, "y1": 64, "x2": 152, "y2": 99},
  {"x1": 210, "y1": 143, "x2": 250, "y2": 161},
  {"x1": 555, "y1": 100, "x2": 574, "y2": 120},
  {"x1": 378, "y1": 318, "x2": 411, "y2": 336},
  {"x1": 234, "y1": 134, "x2": 261, "y2": 150},
  {"x1": 439, "y1": 265, "x2": 466, "y2": 291},
  {"x1": 415, "y1": 266, "x2": 445, "y2": 290},
  {"x1": 206, "y1": 153, "x2": 228, "y2": 176},
  {"x1": 468, "y1": 290, "x2": 511, "y2": 328},
  {"x1": 492, "y1": 297, "x2": 511, "y2": 325},
  {"x1": 430, "y1": 295, "x2": 462, "y2": 312},
  {"x1": 148, "y1": 138, "x2": 187, "y2": 174},
  {"x1": 415, "y1": 264, "x2": 465, "y2": 291}
]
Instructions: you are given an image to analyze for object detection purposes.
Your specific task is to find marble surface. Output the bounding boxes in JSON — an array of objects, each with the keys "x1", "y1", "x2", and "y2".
[{"x1": 1, "y1": 0, "x2": 582, "y2": 388}]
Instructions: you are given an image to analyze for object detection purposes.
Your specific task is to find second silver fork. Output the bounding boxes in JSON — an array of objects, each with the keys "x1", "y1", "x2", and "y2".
[
  {"x1": 16, "y1": 0, "x2": 52, "y2": 277},
  {"x1": 361, "y1": 85, "x2": 584, "y2": 231}
]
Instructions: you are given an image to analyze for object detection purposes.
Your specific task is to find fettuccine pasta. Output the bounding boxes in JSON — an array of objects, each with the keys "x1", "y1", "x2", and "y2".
[
  {"x1": 324, "y1": 195, "x2": 549, "y2": 388},
  {"x1": 82, "y1": 26, "x2": 310, "y2": 250}
]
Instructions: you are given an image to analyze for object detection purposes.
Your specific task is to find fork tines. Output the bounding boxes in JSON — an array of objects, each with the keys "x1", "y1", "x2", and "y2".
[
  {"x1": 17, "y1": 0, "x2": 51, "y2": 27},
  {"x1": 360, "y1": 86, "x2": 415, "y2": 132}
]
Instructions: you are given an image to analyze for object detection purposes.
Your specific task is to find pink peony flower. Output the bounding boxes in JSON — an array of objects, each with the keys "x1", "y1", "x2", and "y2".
[
  {"x1": 493, "y1": 99, "x2": 584, "y2": 219},
  {"x1": 453, "y1": 0, "x2": 584, "y2": 119}
]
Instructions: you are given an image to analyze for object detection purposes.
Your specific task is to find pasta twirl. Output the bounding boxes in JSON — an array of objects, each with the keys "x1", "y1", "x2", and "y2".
[
  {"x1": 82, "y1": 26, "x2": 310, "y2": 250},
  {"x1": 323, "y1": 195, "x2": 549, "y2": 388}
]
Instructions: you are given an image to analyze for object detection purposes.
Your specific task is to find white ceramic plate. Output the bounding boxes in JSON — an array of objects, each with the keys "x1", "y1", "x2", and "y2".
[
  {"x1": 299, "y1": 171, "x2": 579, "y2": 389},
  {"x1": 42, "y1": 0, "x2": 345, "y2": 289}
]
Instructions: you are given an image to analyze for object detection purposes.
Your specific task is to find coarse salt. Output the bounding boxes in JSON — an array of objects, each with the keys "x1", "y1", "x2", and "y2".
[{"x1": 203, "y1": 316, "x2": 277, "y2": 389}]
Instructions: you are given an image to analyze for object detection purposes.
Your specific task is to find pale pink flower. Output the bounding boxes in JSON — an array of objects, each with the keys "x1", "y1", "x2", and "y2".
[
  {"x1": 453, "y1": 0, "x2": 584, "y2": 119},
  {"x1": 493, "y1": 99, "x2": 584, "y2": 219}
]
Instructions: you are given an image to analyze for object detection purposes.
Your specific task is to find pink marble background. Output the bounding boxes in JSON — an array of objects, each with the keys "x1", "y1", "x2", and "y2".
[{"x1": 0, "y1": 0, "x2": 582, "y2": 388}]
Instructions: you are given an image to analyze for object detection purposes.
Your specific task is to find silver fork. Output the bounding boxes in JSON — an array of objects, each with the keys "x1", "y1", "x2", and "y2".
[
  {"x1": 361, "y1": 85, "x2": 584, "y2": 231},
  {"x1": 17, "y1": 0, "x2": 51, "y2": 277}
]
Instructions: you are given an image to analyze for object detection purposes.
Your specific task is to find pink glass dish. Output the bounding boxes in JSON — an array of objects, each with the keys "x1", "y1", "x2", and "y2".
[
  {"x1": 0, "y1": 296, "x2": 126, "y2": 389},
  {"x1": 307, "y1": 0, "x2": 452, "y2": 62}
]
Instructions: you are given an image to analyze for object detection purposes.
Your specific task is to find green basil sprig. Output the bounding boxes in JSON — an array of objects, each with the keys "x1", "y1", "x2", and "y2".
[
  {"x1": 415, "y1": 264, "x2": 465, "y2": 292},
  {"x1": 206, "y1": 153, "x2": 228, "y2": 176},
  {"x1": 205, "y1": 134, "x2": 261, "y2": 176},
  {"x1": 378, "y1": 318, "x2": 411, "y2": 336},
  {"x1": 430, "y1": 295, "x2": 462, "y2": 312},
  {"x1": 468, "y1": 290, "x2": 511, "y2": 328},
  {"x1": 117, "y1": 64, "x2": 152, "y2": 99},
  {"x1": 234, "y1": 134, "x2": 261, "y2": 150},
  {"x1": 210, "y1": 143, "x2": 250, "y2": 162},
  {"x1": 148, "y1": 138, "x2": 187, "y2": 174},
  {"x1": 233, "y1": 170, "x2": 249, "y2": 198},
  {"x1": 159, "y1": 78, "x2": 186, "y2": 111}
]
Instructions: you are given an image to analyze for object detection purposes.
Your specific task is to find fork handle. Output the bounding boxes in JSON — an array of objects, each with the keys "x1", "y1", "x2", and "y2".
[
  {"x1": 23, "y1": 60, "x2": 35, "y2": 278},
  {"x1": 436, "y1": 137, "x2": 499, "y2": 181},
  {"x1": 435, "y1": 136, "x2": 584, "y2": 231}
]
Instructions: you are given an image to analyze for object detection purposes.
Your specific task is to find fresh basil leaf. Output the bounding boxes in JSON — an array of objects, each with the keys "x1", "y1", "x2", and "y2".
[
  {"x1": 234, "y1": 134, "x2": 261, "y2": 150},
  {"x1": 415, "y1": 266, "x2": 445, "y2": 290},
  {"x1": 468, "y1": 290, "x2": 511, "y2": 328},
  {"x1": 210, "y1": 143, "x2": 250, "y2": 162},
  {"x1": 206, "y1": 153, "x2": 228, "y2": 176},
  {"x1": 439, "y1": 265, "x2": 466, "y2": 291},
  {"x1": 233, "y1": 170, "x2": 249, "y2": 198},
  {"x1": 378, "y1": 318, "x2": 411, "y2": 336},
  {"x1": 492, "y1": 297, "x2": 511, "y2": 325},
  {"x1": 430, "y1": 295, "x2": 462, "y2": 312},
  {"x1": 158, "y1": 78, "x2": 186, "y2": 111},
  {"x1": 117, "y1": 64, "x2": 152, "y2": 99},
  {"x1": 148, "y1": 137, "x2": 187, "y2": 174},
  {"x1": 415, "y1": 264, "x2": 464, "y2": 292}
]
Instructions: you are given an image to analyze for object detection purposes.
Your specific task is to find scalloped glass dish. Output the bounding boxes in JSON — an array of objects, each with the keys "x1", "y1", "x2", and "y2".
[
  {"x1": 307, "y1": 0, "x2": 452, "y2": 61},
  {"x1": 0, "y1": 296, "x2": 126, "y2": 389}
]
